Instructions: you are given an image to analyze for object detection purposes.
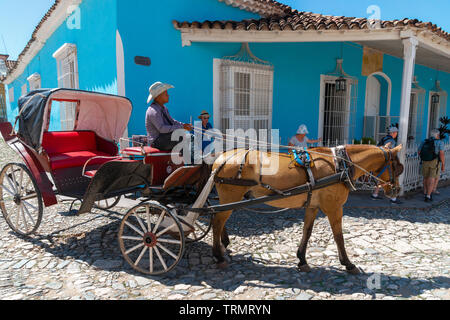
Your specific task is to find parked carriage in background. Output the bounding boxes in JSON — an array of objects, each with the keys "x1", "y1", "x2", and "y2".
[{"x1": 0, "y1": 89, "x2": 213, "y2": 275}]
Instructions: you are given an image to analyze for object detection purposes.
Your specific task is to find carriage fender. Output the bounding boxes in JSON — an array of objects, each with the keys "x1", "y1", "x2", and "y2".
[{"x1": 11, "y1": 140, "x2": 58, "y2": 207}]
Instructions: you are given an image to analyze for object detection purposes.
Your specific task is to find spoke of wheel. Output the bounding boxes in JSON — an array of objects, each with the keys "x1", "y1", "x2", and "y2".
[
  {"x1": 134, "y1": 213, "x2": 147, "y2": 233},
  {"x1": 5, "y1": 205, "x2": 16, "y2": 220},
  {"x1": 134, "y1": 246, "x2": 148, "y2": 266},
  {"x1": 104, "y1": 199, "x2": 109, "y2": 207},
  {"x1": 146, "y1": 206, "x2": 152, "y2": 233},
  {"x1": 124, "y1": 220, "x2": 144, "y2": 237},
  {"x1": 20, "y1": 204, "x2": 28, "y2": 233},
  {"x1": 23, "y1": 178, "x2": 32, "y2": 196},
  {"x1": 1, "y1": 184, "x2": 15, "y2": 196},
  {"x1": 158, "y1": 238, "x2": 182, "y2": 245},
  {"x1": 22, "y1": 203, "x2": 36, "y2": 227},
  {"x1": 152, "y1": 210, "x2": 166, "y2": 233},
  {"x1": 149, "y1": 248, "x2": 153, "y2": 273},
  {"x1": 9, "y1": 167, "x2": 18, "y2": 192},
  {"x1": 154, "y1": 246, "x2": 168, "y2": 271},
  {"x1": 22, "y1": 200, "x2": 38, "y2": 211},
  {"x1": 21, "y1": 193, "x2": 38, "y2": 201},
  {"x1": 18, "y1": 169, "x2": 24, "y2": 196},
  {"x1": 5, "y1": 175, "x2": 17, "y2": 193},
  {"x1": 15, "y1": 204, "x2": 20, "y2": 227},
  {"x1": 121, "y1": 236, "x2": 142, "y2": 241},
  {"x1": 156, "y1": 223, "x2": 176, "y2": 237},
  {"x1": 125, "y1": 242, "x2": 144, "y2": 255},
  {"x1": 157, "y1": 243, "x2": 178, "y2": 260}
]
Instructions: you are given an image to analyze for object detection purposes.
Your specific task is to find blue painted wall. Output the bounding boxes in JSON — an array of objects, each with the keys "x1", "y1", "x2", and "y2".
[
  {"x1": 6, "y1": 0, "x2": 118, "y2": 127},
  {"x1": 5, "y1": 0, "x2": 450, "y2": 145}
]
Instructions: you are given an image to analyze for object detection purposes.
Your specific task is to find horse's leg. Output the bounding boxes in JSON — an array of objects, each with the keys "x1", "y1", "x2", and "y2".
[
  {"x1": 221, "y1": 227, "x2": 230, "y2": 248},
  {"x1": 297, "y1": 207, "x2": 319, "y2": 272},
  {"x1": 326, "y1": 206, "x2": 360, "y2": 275},
  {"x1": 212, "y1": 210, "x2": 233, "y2": 268}
]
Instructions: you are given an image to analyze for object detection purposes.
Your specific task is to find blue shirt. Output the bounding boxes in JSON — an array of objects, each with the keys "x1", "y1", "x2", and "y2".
[
  {"x1": 379, "y1": 135, "x2": 397, "y2": 149},
  {"x1": 200, "y1": 122, "x2": 213, "y2": 151}
]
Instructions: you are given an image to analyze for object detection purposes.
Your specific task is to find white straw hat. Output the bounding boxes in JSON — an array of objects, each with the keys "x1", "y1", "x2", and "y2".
[
  {"x1": 147, "y1": 82, "x2": 174, "y2": 104},
  {"x1": 297, "y1": 124, "x2": 309, "y2": 135}
]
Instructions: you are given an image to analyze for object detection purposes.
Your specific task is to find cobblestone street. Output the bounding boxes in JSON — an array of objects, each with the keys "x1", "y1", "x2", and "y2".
[{"x1": 0, "y1": 139, "x2": 449, "y2": 300}]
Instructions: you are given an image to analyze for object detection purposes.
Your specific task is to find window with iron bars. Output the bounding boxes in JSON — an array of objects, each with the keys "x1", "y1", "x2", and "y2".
[
  {"x1": 320, "y1": 75, "x2": 357, "y2": 147},
  {"x1": 215, "y1": 60, "x2": 273, "y2": 149}
]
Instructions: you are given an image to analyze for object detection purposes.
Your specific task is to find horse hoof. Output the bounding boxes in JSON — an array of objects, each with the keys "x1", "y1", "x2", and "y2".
[
  {"x1": 298, "y1": 264, "x2": 311, "y2": 273},
  {"x1": 346, "y1": 266, "x2": 360, "y2": 275},
  {"x1": 216, "y1": 261, "x2": 229, "y2": 270}
]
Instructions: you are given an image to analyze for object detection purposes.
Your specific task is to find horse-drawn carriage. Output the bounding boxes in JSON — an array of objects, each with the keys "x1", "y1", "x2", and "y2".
[
  {"x1": 0, "y1": 88, "x2": 404, "y2": 276},
  {"x1": 0, "y1": 88, "x2": 213, "y2": 275}
]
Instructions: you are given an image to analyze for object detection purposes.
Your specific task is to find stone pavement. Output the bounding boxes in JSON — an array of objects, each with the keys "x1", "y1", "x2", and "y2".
[{"x1": 0, "y1": 139, "x2": 449, "y2": 300}]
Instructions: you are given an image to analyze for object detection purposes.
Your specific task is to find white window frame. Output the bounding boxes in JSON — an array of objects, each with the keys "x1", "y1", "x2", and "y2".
[
  {"x1": 27, "y1": 73, "x2": 41, "y2": 91},
  {"x1": 213, "y1": 59, "x2": 274, "y2": 134},
  {"x1": 53, "y1": 43, "x2": 79, "y2": 130}
]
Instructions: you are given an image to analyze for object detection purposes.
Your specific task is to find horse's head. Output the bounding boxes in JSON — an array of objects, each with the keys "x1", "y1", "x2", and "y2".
[{"x1": 374, "y1": 145, "x2": 404, "y2": 198}]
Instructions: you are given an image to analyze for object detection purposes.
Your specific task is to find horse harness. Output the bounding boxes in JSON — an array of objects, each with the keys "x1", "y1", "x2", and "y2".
[
  {"x1": 211, "y1": 146, "x2": 401, "y2": 211},
  {"x1": 214, "y1": 147, "x2": 354, "y2": 208}
]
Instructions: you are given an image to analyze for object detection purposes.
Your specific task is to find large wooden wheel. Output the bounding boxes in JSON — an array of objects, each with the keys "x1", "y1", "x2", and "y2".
[
  {"x1": 118, "y1": 201, "x2": 185, "y2": 275},
  {"x1": 0, "y1": 163, "x2": 43, "y2": 236}
]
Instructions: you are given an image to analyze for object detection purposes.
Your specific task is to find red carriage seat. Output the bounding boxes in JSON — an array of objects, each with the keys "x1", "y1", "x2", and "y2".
[
  {"x1": 120, "y1": 146, "x2": 183, "y2": 185},
  {"x1": 42, "y1": 131, "x2": 118, "y2": 170}
]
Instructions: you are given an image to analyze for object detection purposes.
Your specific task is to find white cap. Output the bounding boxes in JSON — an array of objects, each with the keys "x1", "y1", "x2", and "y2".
[
  {"x1": 297, "y1": 124, "x2": 309, "y2": 135},
  {"x1": 147, "y1": 82, "x2": 174, "y2": 104}
]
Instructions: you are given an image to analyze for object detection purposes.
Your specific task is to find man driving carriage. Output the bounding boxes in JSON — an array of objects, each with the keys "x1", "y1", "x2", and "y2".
[{"x1": 145, "y1": 82, "x2": 193, "y2": 151}]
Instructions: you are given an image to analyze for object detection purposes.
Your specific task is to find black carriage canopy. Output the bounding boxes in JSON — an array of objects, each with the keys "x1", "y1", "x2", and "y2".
[{"x1": 16, "y1": 88, "x2": 133, "y2": 151}]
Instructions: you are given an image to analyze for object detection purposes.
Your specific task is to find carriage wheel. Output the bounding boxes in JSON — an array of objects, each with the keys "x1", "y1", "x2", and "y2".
[
  {"x1": 94, "y1": 196, "x2": 121, "y2": 210},
  {"x1": 185, "y1": 213, "x2": 213, "y2": 243},
  {"x1": 0, "y1": 163, "x2": 43, "y2": 236},
  {"x1": 118, "y1": 202, "x2": 185, "y2": 275}
]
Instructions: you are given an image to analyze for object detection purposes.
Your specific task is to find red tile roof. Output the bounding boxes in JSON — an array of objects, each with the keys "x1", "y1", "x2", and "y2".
[
  {"x1": 174, "y1": 11, "x2": 450, "y2": 41},
  {"x1": 218, "y1": 0, "x2": 294, "y2": 16}
]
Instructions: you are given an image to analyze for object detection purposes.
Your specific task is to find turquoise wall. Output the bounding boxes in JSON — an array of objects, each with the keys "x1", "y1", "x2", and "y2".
[{"x1": 6, "y1": 0, "x2": 118, "y2": 127}]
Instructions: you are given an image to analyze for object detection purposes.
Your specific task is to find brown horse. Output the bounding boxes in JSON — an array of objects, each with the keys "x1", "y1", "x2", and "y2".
[{"x1": 210, "y1": 144, "x2": 403, "y2": 274}]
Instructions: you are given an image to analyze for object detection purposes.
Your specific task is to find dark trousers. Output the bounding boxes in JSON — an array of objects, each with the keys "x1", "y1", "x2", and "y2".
[{"x1": 151, "y1": 132, "x2": 183, "y2": 151}]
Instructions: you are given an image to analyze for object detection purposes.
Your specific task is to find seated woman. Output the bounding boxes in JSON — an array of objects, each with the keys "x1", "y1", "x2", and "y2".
[{"x1": 288, "y1": 124, "x2": 322, "y2": 150}]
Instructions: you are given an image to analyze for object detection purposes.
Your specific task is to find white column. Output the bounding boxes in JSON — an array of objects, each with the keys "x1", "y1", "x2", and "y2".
[{"x1": 398, "y1": 36, "x2": 418, "y2": 195}]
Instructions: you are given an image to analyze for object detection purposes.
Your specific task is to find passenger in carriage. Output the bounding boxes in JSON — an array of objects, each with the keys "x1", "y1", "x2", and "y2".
[{"x1": 145, "y1": 82, "x2": 193, "y2": 151}]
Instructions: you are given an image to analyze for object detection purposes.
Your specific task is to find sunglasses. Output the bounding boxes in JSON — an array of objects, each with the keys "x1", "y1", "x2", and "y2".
[{"x1": 202, "y1": 116, "x2": 210, "y2": 120}]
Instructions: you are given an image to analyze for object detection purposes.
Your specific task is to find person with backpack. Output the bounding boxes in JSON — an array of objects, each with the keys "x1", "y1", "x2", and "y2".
[
  {"x1": 419, "y1": 129, "x2": 445, "y2": 202},
  {"x1": 371, "y1": 125, "x2": 402, "y2": 204}
]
